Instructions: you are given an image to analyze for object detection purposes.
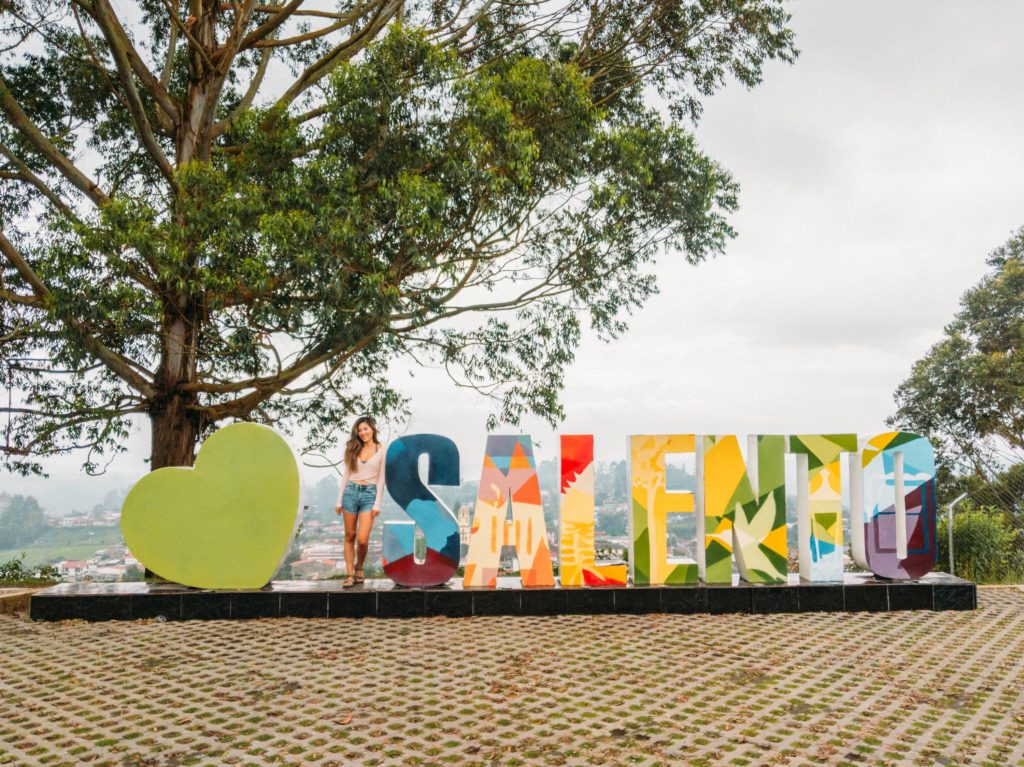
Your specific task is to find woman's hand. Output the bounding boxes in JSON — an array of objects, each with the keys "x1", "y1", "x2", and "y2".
[
  {"x1": 372, "y1": 508, "x2": 380, "y2": 518},
  {"x1": 335, "y1": 505, "x2": 342, "y2": 515}
]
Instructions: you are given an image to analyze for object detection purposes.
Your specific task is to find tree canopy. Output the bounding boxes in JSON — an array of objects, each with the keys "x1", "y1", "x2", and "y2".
[
  {"x1": 0, "y1": 492, "x2": 46, "y2": 548},
  {"x1": 891, "y1": 227, "x2": 1024, "y2": 477},
  {"x1": 1, "y1": 0, "x2": 796, "y2": 473}
]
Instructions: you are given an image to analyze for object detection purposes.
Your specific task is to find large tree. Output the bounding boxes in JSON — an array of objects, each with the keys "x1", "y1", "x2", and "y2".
[
  {"x1": 891, "y1": 227, "x2": 1024, "y2": 477},
  {"x1": 0, "y1": 0, "x2": 795, "y2": 473},
  {"x1": 0, "y1": 492, "x2": 46, "y2": 548}
]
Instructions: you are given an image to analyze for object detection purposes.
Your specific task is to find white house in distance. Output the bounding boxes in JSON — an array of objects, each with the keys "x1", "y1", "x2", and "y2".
[{"x1": 55, "y1": 546, "x2": 141, "y2": 582}]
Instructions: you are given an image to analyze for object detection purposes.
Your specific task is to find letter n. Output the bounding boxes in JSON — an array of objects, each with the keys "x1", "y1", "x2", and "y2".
[{"x1": 701, "y1": 435, "x2": 788, "y2": 584}]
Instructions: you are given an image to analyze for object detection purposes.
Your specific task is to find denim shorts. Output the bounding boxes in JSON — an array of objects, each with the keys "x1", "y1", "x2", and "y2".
[{"x1": 341, "y1": 482, "x2": 377, "y2": 514}]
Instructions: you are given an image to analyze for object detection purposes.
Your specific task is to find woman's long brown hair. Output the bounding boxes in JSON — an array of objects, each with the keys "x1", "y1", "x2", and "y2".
[{"x1": 344, "y1": 416, "x2": 380, "y2": 472}]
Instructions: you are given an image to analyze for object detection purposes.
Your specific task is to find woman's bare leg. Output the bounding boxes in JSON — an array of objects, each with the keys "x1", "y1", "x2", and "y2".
[
  {"x1": 343, "y1": 511, "x2": 358, "y2": 576},
  {"x1": 354, "y1": 512, "x2": 375, "y2": 575}
]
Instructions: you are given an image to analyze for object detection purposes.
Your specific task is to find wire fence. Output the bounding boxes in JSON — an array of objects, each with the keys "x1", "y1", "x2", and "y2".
[{"x1": 941, "y1": 463, "x2": 1024, "y2": 583}]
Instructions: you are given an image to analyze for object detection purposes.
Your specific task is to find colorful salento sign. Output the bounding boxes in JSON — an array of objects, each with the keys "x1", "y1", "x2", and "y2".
[{"x1": 120, "y1": 427, "x2": 937, "y2": 591}]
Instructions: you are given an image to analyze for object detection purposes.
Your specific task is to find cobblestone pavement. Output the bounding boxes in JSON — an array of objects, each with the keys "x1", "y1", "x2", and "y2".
[{"x1": 1, "y1": 587, "x2": 1022, "y2": 767}]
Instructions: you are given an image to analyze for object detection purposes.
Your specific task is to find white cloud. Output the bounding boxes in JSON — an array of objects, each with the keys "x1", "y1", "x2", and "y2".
[{"x1": 5, "y1": 0, "x2": 1024, "y2": 503}]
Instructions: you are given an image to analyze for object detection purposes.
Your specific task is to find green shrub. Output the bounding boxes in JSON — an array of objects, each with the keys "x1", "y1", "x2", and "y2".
[
  {"x1": 938, "y1": 505, "x2": 1022, "y2": 583},
  {"x1": 0, "y1": 553, "x2": 31, "y2": 582},
  {"x1": 0, "y1": 553, "x2": 59, "y2": 586}
]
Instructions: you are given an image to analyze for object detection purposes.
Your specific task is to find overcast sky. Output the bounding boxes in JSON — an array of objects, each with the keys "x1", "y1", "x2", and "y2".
[{"x1": 5, "y1": 0, "x2": 1024, "y2": 512}]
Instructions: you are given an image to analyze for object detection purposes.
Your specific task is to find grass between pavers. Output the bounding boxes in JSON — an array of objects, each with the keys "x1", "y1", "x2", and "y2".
[{"x1": 2, "y1": 589, "x2": 1023, "y2": 767}]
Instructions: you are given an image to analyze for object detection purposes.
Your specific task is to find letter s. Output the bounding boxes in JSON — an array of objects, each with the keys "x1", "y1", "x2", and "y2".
[{"x1": 382, "y1": 435, "x2": 462, "y2": 587}]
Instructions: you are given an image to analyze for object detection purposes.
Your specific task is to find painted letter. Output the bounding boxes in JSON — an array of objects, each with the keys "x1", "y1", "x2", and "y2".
[
  {"x1": 559, "y1": 435, "x2": 627, "y2": 587},
  {"x1": 788, "y1": 434, "x2": 858, "y2": 581},
  {"x1": 463, "y1": 435, "x2": 555, "y2": 588},
  {"x1": 858, "y1": 432, "x2": 937, "y2": 580},
  {"x1": 702, "y1": 435, "x2": 788, "y2": 584},
  {"x1": 630, "y1": 435, "x2": 698, "y2": 585},
  {"x1": 382, "y1": 435, "x2": 461, "y2": 587}
]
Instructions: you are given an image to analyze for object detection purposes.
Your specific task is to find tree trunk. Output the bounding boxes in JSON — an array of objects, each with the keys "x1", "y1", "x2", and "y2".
[
  {"x1": 150, "y1": 295, "x2": 203, "y2": 469},
  {"x1": 147, "y1": 3, "x2": 220, "y2": 475},
  {"x1": 149, "y1": 393, "x2": 202, "y2": 469}
]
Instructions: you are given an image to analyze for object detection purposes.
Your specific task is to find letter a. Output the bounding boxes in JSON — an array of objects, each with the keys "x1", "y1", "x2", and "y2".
[{"x1": 463, "y1": 435, "x2": 555, "y2": 588}]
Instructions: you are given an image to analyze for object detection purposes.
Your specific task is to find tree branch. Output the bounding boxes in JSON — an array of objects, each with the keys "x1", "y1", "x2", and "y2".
[
  {"x1": 160, "y1": 0, "x2": 181, "y2": 90},
  {"x1": 0, "y1": 288, "x2": 43, "y2": 307},
  {"x1": 238, "y1": 0, "x2": 304, "y2": 50},
  {"x1": 250, "y1": 4, "x2": 344, "y2": 19},
  {"x1": 248, "y1": 17, "x2": 349, "y2": 49},
  {"x1": 1, "y1": 404, "x2": 146, "y2": 457},
  {"x1": 183, "y1": 327, "x2": 379, "y2": 412},
  {"x1": 269, "y1": 0, "x2": 401, "y2": 116},
  {"x1": 85, "y1": 0, "x2": 178, "y2": 185},
  {"x1": 74, "y1": 0, "x2": 181, "y2": 126},
  {"x1": 0, "y1": 143, "x2": 80, "y2": 221},
  {"x1": 0, "y1": 229, "x2": 157, "y2": 399},
  {"x1": 213, "y1": 46, "x2": 271, "y2": 135},
  {"x1": 0, "y1": 75, "x2": 109, "y2": 206},
  {"x1": 158, "y1": 0, "x2": 217, "y2": 72}
]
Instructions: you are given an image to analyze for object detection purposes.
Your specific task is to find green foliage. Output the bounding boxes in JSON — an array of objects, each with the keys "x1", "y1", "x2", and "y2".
[
  {"x1": 891, "y1": 227, "x2": 1024, "y2": 474},
  {"x1": 306, "y1": 476, "x2": 342, "y2": 521},
  {"x1": 120, "y1": 566, "x2": 145, "y2": 582},
  {"x1": 0, "y1": 553, "x2": 29, "y2": 581},
  {"x1": 938, "y1": 505, "x2": 1023, "y2": 584},
  {"x1": 1, "y1": 1, "x2": 796, "y2": 472},
  {"x1": 0, "y1": 493, "x2": 47, "y2": 549},
  {"x1": 940, "y1": 462, "x2": 1024, "y2": 519},
  {"x1": 595, "y1": 460, "x2": 628, "y2": 506},
  {"x1": 596, "y1": 509, "x2": 627, "y2": 537},
  {"x1": 0, "y1": 552, "x2": 59, "y2": 585}
]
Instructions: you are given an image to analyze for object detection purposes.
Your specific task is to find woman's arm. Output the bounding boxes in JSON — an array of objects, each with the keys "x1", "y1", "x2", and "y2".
[{"x1": 372, "y1": 445, "x2": 386, "y2": 512}]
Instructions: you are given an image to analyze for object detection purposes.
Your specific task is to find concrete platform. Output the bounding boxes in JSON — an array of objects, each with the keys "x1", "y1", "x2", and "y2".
[
  {"x1": 0, "y1": 588, "x2": 37, "y2": 615},
  {"x1": 29, "y1": 572, "x2": 976, "y2": 621}
]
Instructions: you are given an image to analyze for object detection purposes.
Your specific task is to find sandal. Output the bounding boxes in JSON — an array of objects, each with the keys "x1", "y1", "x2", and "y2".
[
  {"x1": 341, "y1": 576, "x2": 356, "y2": 588},
  {"x1": 353, "y1": 571, "x2": 365, "y2": 584}
]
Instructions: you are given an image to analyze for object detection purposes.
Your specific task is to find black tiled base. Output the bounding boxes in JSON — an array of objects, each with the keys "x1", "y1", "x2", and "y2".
[
  {"x1": 425, "y1": 589, "x2": 474, "y2": 618},
  {"x1": 844, "y1": 582, "x2": 889, "y2": 612},
  {"x1": 29, "y1": 573, "x2": 976, "y2": 621},
  {"x1": 707, "y1": 586, "x2": 753, "y2": 614},
  {"x1": 934, "y1": 583, "x2": 976, "y2": 611},
  {"x1": 131, "y1": 594, "x2": 183, "y2": 621},
  {"x1": 471, "y1": 589, "x2": 521, "y2": 616},
  {"x1": 662, "y1": 586, "x2": 707, "y2": 614},
  {"x1": 614, "y1": 587, "x2": 662, "y2": 614},
  {"x1": 565, "y1": 587, "x2": 615, "y2": 614},
  {"x1": 522, "y1": 588, "x2": 569, "y2": 616},
  {"x1": 181, "y1": 592, "x2": 231, "y2": 620},
  {"x1": 888, "y1": 583, "x2": 934, "y2": 611},
  {"x1": 377, "y1": 590, "x2": 425, "y2": 618},
  {"x1": 32, "y1": 595, "x2": 132, "y2": 621},
  {"x1": 280, "y1": 592, "x2": 328, "y2": 618},
  {"x1": 231, "y1": 592, "x2": 280, "y2": 620},
  {"x1": 751, "y1": 586, "x2": 800, "y2": 614},
  {"x1": 328, "y1": 590, "x2": 376, "y2": 618},
  {"x1": 798, "y1": 585, "x2": 844, "y2": 612}
]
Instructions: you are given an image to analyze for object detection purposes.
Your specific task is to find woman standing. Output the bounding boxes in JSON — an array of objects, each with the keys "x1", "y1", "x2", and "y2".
[{"x1": 335, "y1": 416, "x2": 386, "y2": 587}]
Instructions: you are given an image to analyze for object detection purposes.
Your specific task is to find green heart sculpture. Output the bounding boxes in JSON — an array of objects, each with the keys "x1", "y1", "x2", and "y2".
[{"x1": 121, "y1": 422, "x2": 302, "y2": 589}]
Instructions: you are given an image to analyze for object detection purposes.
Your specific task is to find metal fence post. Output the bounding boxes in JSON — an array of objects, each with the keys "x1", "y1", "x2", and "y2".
[{"x1": 946, "y1": 492, "x2": 968, "y2": 576}]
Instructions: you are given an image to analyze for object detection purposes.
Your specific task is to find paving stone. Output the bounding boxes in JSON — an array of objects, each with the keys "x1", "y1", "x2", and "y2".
[{"x1": 0, "y1": 587, "x2": 1021, "y2": 766}]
